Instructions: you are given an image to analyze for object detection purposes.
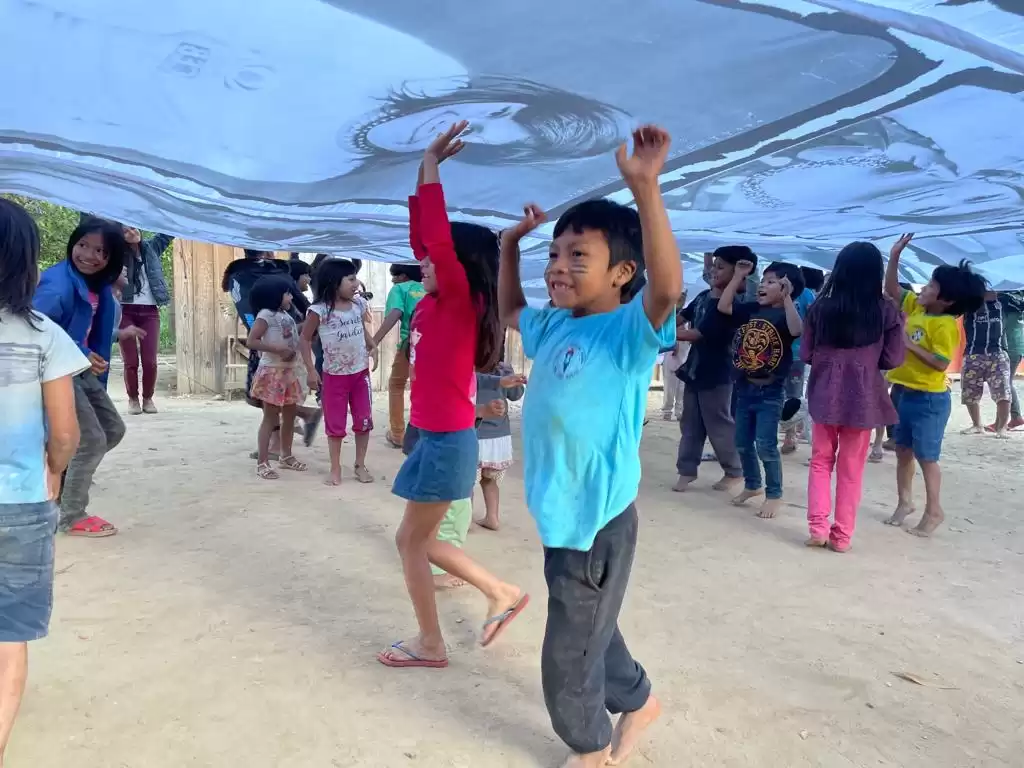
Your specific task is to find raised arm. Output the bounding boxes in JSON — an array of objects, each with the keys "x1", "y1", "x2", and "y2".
[
  {"x1": 146, "y1": 233, "x2": 174, "y2": 256},
  {"x1": 617, "y1": 126, "x2": 681, "y2": 327},
  {"x1": 885, "y1": 233, "x2": 913, "y2": 302},
  {"x1": 717, "y1": 260, "x2": 754, "y2": 315},
  {"x1": 499, "y1": 205, "x2": 546, "y2": 331},
  {"x1": 781, "y1": 279, "x2": 803, "y2": 337}
]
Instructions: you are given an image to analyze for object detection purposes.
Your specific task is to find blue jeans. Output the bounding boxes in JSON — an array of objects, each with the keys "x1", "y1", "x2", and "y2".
[
  {"x1": 892, "y1": 387, "x2": 951, "y2": 462},
  {"x1": 0, "y1": 502, "x2": 58, "y2": 642},
  {"x1": 734, "y1": 380, "x2": 785, "y2": 499}
]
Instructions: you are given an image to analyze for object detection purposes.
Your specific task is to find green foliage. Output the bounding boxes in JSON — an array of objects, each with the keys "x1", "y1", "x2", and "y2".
[{"x1": 2, "y1": 193, "x2": 176, "y2": 351}]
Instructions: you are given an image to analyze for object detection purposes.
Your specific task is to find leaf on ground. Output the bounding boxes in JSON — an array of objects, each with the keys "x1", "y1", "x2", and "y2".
[{"x1": 892, "y1": 671, "x2": 959, "y2": 690}]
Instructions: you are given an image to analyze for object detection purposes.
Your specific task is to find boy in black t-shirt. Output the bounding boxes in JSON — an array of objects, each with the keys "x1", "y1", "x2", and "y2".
[{"x1": 717, "y1": 260, "x2": 804, "y2": 519}]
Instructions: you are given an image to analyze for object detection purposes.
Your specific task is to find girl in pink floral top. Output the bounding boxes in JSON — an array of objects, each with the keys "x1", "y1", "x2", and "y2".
[{"x1": 800, "y1": 242, "x2": 905, "y2": 552}]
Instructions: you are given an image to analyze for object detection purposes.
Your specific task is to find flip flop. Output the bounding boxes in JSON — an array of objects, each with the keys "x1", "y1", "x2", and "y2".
[
  {"x1": 480, "y1": 593, "x2": 530, "y2": 648},
  {"x1": 377, "y1": 642, "x2": 449, "y2": 669}
]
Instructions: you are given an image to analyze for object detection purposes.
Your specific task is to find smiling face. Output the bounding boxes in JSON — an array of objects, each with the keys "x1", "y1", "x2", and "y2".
[
  {"x1": 338, "y1": 274, "x2": 360, "y2": 301},
  {"x1": 758, "y1": 270, "x2": 786, "y2": 306},
  {"x1": 421, "y1": 256, "x2": 437, "y2": 293},
  {"x1": 545, "y1": 227, "x2": 634, "y2": 316},
  {"x1": 71, "y1": 232, "x2": 111, "y2": 275},
  {"x1": 122, "y1": 226, "x2": 141, "y2": 246},
  {"x1": 917, "y1": 278, "x2": 952, "y2": 314}
]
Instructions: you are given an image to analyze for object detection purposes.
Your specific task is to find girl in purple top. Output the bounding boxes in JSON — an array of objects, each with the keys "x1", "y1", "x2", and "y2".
[{"x1": 800, "y1": 242, "x2": 905, "y2": 552}]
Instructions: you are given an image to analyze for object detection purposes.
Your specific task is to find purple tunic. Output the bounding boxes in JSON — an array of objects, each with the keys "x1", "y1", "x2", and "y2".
[{"x1": 800, "y1": 299, "x2": 905, "y2": 429}]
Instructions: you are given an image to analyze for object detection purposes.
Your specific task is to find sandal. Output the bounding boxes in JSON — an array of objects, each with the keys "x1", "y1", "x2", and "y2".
[
  {"x1": 354, "y1": 465, "x2": 374, "y2": 484},
  {"x1": 279, "y1": 455, "x2": 308, "y2": 472},
  {"x1": 256, "y1": 462, "x2": 280, "y2": 480},
  {"x1": 868, "y1": 447, "x2": 884, "y2": 463},
  {"x1": 66, "y1": 515, "x2": 118, "y2": 538}
]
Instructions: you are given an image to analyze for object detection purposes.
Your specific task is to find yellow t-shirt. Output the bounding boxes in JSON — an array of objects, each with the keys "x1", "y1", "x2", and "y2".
[{"x1": 887, "y1": 291, "x2": 959, "y2": 393}]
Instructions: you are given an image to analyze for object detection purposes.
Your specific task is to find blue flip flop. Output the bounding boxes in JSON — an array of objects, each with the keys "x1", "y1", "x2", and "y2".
[
  {"x1": 377, "y1": 642, "x2": 448, "y2": 669},
  {"x1": 480, "y1": 594, "x2": 530, "y2": 648}
]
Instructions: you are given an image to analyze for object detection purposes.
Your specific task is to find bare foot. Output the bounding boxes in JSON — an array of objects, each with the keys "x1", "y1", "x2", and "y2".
[
  {"x1": 994, "y1": 429, "x2": 1010, "y2": 440},
  {"x1": 672, "y1": 475, "x2": 696, "y2": 492},
  {"x1": 960, "y1": 425, "x2": 984, "y2": 435},
  {"x1": 712, "y1": 475, "x2": 741, "y2": 492},
  {"x1": 324, "y1": 471, "x2": 342, "y2": 486},
  {"x1": 805, "y1": 537, "x2": 827, "y2": 548},
  {"x1": 908, "y1": 506, "x2": 945, "y2": 537},
  {"x1": 433, "y1": 573, "x2": 466, "y2": 590},
  {"x1": 607, "y1": 695, "x2": 662, "y2": 765},
  {"x1": 560, "y1": 748, "x2": 611, "y2": 768},
  {"x1": 731, "y1": 488, "x2": 764, "y2": 506},
  {"x1": 884, "y1": 502, "x2": 915, "y2": 526},
  {"x1": 756, "y1": 498, "x2": 782, "y2": 519},
  {"x1": 475, "y1": 516, "x2": 500, "y2": 531}
]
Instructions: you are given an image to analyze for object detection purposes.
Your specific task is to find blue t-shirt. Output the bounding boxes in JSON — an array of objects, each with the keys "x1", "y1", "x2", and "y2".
[
  {"x1": 519, "y1": 293, "x2": 675, "y2": 551},
  {"x1": 791, "y1": 289, "x2": 815, "y2": 359}
]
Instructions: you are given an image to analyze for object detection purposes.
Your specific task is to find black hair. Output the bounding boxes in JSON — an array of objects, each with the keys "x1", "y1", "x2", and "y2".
[
  {"x1": 931, "y1": 260, "x2": 987, "y2": 316},
  {"x1": 553, "y1": 199, "x2": 644, "y2": 302},
  {"x1": 799, "y1": 266, "x2": 826, "y2": 293},
  {"x1": 349, "y1": 75, "x2": 631, "y2": 166},
  {"x1": 0, "y1": 198, "x2": 42, "y2": 328},
  {"x1": 66, "y1": 218, "x2": 127, "y2": 290},
  {"x1": 763, "y1": 261, "x2": 806, "y2": 300},
  {"x1": 249, "y1": 275, "x2": 293, "y2": 315},
  {"x1": 244, "y1": 248, "x2": 270, "y2": 260},
  {"x1": 288, "y1": 259, "x2": 311, "y2": 282},
  {"x1": 312, "y1": 258, "x2": 358, "y2": 312},
  {"x1": 390, "y1": 263, "x2": 423, "y2": 282},
  {"x1": 449, "y1": 222, "x2": 502, "y2": 370},
  {"x1": 808, "y1": 242, "x2": 885, "y2": 348},
  {"x1": 713, "y1": 245, "x2": 759, "y2": 271}
]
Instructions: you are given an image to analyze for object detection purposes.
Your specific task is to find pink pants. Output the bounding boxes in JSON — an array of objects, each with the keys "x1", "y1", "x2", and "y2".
[{"x1": 807, "y1": 423, "x2": 872, "y2": 548}]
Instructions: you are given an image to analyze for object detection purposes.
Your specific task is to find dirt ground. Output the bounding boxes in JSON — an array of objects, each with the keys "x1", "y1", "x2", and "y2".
[{"x1": 10, "y1": 370, "x2": 1024, "y2": 767}]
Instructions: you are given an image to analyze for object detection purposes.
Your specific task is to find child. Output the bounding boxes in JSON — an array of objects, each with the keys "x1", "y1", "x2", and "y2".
[
  {"x1": 498, "y1": 125, "x2": 679, "y2": 768},
  {"x1": 33, "y1": 217, "x2": 128, "y2": 537},
  {"x1": 117, "y1": 224, "x2": 173, "y2": 415},
  {"x1": 246, "y1": 275, "x2": 307, "y2": 479},
  {"x1": 371, "y1": 263, "x2": 425, "y2": 448},
  {"x1": 660, "y1": 293, "x2": 688, "y2": 421},
  {"x1": 0, "y1": 200, "x2": 88, "y2": 762},
  {"x1": 474, "y1": 363, "x2": 527, "y2": 531},
  {"x1": 717, "y1": 259, "x2": 805, "y2": 519},
  {"x1": 672, "y1": 247, "x2": 755, "y2": 492},
  {"x1": 883, "y1": 235, "x2": 986, "y2": 536},
  {"x1": 960, "y1": 290, "x2": 1013, "y2": 437},
  {"x1": 377, "y1": 122, "x2": 527, "y2": 670},
  {"x1": 994, "y1": 290, "x2": 1024, "y2": 431},
  {"x1": 801, "y1": 242, "x2": 905, "y2": 552},
  {"x1": 300, "y1": 258, "x2": 378, "y2": 485}
]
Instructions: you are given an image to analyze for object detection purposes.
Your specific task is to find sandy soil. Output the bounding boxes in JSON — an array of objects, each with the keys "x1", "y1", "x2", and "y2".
[{"x1": 10, "y1": 373, "x2": 1024, "y2": 767}]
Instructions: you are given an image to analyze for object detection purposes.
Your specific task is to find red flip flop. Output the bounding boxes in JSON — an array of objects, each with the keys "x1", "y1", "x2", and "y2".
[
  {"x1": 480, "y1": 594, "x2": 530, "y2": 648},
  {"x1": 66, "y1": 515, "x2": 118, "y2": 538},
  {"x1": 377, "y1": 642, "x2": 449, "y2": 669}
]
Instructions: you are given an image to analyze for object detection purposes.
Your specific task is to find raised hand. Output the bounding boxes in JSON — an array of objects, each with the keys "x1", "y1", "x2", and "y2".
[
  {"x1": 734, "y1": 259, "x2": 755, "y2": 279},
  {"x1": 615, "y1": 125, "x2": 671, "y2": 191},
  {"x1": 503, "y1": 204, "x2": 547, "y2": 246},
  {"x1": 425, "y1": 120, "x2": 469, "y2": 164},
  {"x1": 779, "y1": 276, "x2": 793, "y2": 298},
  {"x1": 890, "y1": 233, "x2": 914, "y2": 259}
]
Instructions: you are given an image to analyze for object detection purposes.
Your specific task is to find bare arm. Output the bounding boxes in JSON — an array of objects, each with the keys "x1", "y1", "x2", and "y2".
[
  {"x1": 246, "y1": 318, "x2": 286, "y2": 356},
  {"x1": 42, "y1": 375, "x2": 80, "y2": 487},
  {"x1": 905, "y1": 339, "x2": 950, "y2": 371},
  {"x1": 678, "y1": 328, "x2": 702, "y2": 343},
  {"x1": 886, "y1": 234, "x2": 913, "y2": 302},
  {"x1": 782, "y1": 293, "x2": 803, "y2": 337},
  {"x1": 499, "y1": 230, "x2": 528, "y2": 331},
  {"x1": 717, "y1": 275, "x2": 745, "y2": 315},
  {"x1": 372, "y1": 308, "x2": 403, "y2": 346},
  {"x1": 299, "y1": 312, "x2": 320, "y2": 383}
]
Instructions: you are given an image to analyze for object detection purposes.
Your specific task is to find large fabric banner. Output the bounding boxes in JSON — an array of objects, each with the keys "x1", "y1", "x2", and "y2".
[{"x1": 1, "y1": 0, "x2": 1022, "y2": 295}]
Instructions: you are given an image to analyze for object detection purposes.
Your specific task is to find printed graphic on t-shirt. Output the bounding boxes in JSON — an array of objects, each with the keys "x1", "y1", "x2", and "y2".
[
  {"x1": 733, "y1": 318, "x2": 784, "y2": 376},
  {"x1": 313, "y1": 299, "x2": 368, "y2": 375},
  {"x1": 909, "y1": 326, "x2": 925, "y2": 344},
  {"x1": 553, "y1": 345, "x2": 586, "y2": 380}
]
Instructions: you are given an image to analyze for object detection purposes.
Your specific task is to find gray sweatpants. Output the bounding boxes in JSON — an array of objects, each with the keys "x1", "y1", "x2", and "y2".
[
  {"x1": 676, "y1": 382, "x2": 742, "y2": 479},
  {"x1": 59, "y1": 374, "x2": 125, "y2": 528}
]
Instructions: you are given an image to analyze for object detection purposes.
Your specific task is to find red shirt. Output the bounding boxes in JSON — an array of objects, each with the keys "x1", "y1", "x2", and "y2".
[{"x1": 407, "y1": 183, "x2": 478, "y2": 432}]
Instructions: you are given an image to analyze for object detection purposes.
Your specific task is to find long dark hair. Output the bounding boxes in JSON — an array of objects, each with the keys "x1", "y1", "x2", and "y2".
[
  {"x1": 808, "y1": 241, "x2": 884, "y2": 348},
  {"x1": 450, "y1": 222, "x2": 502, "y2": 370},
  {"x1": 312, "y1": 258, "x2": 358, "y2": 313},
  {"x1": 0, "y1": 198, "x2": 42, "y2": 328},
  {"x1": 66, "y1": 218, "x2": 127, "y2": 290}
]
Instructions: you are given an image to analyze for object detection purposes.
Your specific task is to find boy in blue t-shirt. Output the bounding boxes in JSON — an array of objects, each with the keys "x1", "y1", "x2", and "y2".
[{"x1": 498, "y1": 126, "x2": 680, "y2": 768}]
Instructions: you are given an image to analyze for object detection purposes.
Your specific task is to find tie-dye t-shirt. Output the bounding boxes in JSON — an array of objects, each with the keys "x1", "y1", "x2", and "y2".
[{"x1": 0, "y1": 310, "x2": 89, "y2": 503}]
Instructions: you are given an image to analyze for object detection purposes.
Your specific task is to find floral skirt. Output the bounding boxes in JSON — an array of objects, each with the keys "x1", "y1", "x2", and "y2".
[{"x1": 250, "y1": 365, "x2": 304, "y2": 407}]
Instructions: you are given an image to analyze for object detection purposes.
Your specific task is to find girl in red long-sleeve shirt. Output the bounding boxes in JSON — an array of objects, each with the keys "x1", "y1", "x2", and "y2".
[{"x1": 378, "y1": 122, "x2": 529, "y2": 669}]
